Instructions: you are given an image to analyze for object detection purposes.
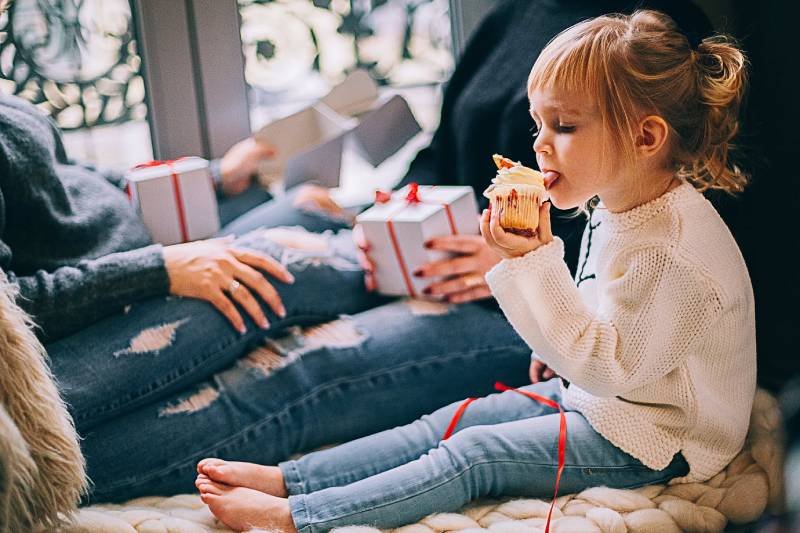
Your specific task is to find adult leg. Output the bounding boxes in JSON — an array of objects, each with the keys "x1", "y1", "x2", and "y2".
[
  {"x1": 49, "y1": 229, "x2": 384, "y2": 432},
  {"x1": 79, "y1": 299, "x2": 532, "y2": 503},
  {"x1": 285, "y1": 384, "x2": 690, "y2": 532},
  {"x1": 217, "y1": 183, "x2": 273, "y2": 227},
  {"x1": 219, "y1": 186, "x2": 352, "y2": 237}
]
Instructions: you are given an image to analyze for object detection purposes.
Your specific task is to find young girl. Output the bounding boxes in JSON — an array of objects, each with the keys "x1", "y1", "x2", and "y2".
[{"x1": 195, "y1": 10, "x2": 755, "y2": 532}]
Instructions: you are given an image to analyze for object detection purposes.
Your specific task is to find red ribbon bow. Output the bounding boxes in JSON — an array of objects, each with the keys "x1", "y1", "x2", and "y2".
[
  {"x1": 374, "y1": 189, "x2": 393, "y2": 204},
  {"x1": 132, "y1": 157, "x2": 186, "y2": 170},
  {"x1": 443, "y1": 382, "x2": 567, "y2": 533},
  {"x1": 404, "y1": 182, "x2": 421, "y2": 204},
  {"x1": 374, "y1": 182, "x2": 423, "y2": 205}
]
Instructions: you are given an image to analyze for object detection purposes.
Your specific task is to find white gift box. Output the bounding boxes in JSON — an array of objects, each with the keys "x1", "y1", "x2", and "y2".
[
  {"x1": 125, "y1": 156, "x2": 220, "y2": 245},
  {"x1": 356, "y1": 185, "x2": 480, "y2": 297}
]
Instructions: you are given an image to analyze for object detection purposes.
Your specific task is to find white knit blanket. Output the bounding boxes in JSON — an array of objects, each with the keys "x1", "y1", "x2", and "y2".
[{"x1": 65, "y1": 390, "x2": 783, "y2": 533}]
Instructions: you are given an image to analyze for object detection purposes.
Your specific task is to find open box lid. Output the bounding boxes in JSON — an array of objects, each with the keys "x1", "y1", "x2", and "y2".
[
  {"x1": 320, "y1": 69, "x2": 380, "y2": 117},
  {"x1": 253, "y1": 70, "x2": 421, "y2": 189},
  {"x1": 255, "y1": 104, "x2": 355, "y2": 188}
]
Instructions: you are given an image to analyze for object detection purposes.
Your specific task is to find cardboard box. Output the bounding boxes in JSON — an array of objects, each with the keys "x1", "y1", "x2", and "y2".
[
  {"x1": 125, "y1": 157, "x2": 219, "y2": 245},
  {"x1": 254, "y1": 70, "x2": 421, "y2": 190},
  {"x1": 356, "y1": 185, "x2": 480, "y2": 297}
]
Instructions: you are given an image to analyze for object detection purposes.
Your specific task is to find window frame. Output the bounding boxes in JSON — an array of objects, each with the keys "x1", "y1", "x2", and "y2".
[{"x1": 132, "y1": 0, "x2": 492, "y2": 160}]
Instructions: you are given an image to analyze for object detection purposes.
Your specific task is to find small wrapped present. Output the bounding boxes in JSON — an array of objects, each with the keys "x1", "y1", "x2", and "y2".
[
  {"x1": 125, "y1": 156, "x2": 219, "y2": 245},
  {"x1": 356, "y1": 183, "x2": 479, "y2": 297}
]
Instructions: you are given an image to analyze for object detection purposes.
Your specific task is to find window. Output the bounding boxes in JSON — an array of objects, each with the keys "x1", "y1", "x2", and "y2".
[
  {"x1": 0, "y1": 0, "x2": 153, "y2": 167},
  {"x1": 2, "y1": 0, "x2": 484, "y2": 169},
  {"x1": 238, "y1": 0, "x2": 453, "y2": 131}
]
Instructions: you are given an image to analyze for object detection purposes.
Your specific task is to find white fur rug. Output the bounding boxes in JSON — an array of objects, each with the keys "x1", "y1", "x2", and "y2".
[{"x1": 65, "y1": 390, "x2": 783, "y2": 533}]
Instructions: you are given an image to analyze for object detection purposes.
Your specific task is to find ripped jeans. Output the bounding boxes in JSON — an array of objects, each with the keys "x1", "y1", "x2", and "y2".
[{"x1": 48, "y1": 187, "x2": 532, "y2": 503}]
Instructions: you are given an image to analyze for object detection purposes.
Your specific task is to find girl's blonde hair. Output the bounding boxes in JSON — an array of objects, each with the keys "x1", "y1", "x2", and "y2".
[{"x1": 528, "y1": 10, "x2": 748, "y2": 194}]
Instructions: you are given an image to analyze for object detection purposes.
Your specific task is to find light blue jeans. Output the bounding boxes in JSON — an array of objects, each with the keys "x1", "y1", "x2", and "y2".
[
  {"x1": 280, "y1": 379, "x2": 690, "y2": 532},
  {"x1": 49, "y1": 188, "x2": 533, "y2": 503}
]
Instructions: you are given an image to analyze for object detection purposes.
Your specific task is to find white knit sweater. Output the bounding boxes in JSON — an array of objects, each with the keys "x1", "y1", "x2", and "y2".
[{"x1": 486, "y1": 182, "x2": 756, "y2": 482}]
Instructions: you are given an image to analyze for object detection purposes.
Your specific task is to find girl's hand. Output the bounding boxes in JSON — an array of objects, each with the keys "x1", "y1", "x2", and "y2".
[
  {"x1": 163, "y1": 237, "x2": 295, "y2": 333},
  {"x1": 480, "y1": 201, "x2": 553, "y2": 259},
  {"x1": 530, "y1": 359, "x2": 557, "y2": 383},
  {"x1": 219, "y1": 137, "x2": 275, "y2": 196},
  {"x1": 414, "y1": 234, "x2": 502, "y2": 304}
]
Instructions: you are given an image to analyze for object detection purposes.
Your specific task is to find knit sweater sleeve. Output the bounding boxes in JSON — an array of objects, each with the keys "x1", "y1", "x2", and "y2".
[
  {"x1": 0, "y1": 242, "x2": 168, "y2": 343},
  {"x1": 486, "y1": 237, "x2": 723, "y2": 397}
]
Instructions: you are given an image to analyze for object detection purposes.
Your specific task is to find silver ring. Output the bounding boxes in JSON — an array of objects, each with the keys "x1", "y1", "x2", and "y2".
[{"x1": 228, "y1": 280, "x2": 241, "y2": 293}]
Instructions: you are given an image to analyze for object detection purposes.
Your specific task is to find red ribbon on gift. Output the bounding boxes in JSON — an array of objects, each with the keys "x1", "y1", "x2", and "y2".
[
  {"x1": 442, "y1": 382, "x2": 567, "y2": 533},
  {"x1": 130, "y1": 158, "x2": 191, "y2": 243},
  {"x1": 373, "y1": 183, "x2": 460, "y2": 297}
]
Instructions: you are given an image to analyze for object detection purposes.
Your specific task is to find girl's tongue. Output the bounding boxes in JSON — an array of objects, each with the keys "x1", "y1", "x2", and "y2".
[{"x1": 543, "y1": 171, "x2": 560, "y2": 189}]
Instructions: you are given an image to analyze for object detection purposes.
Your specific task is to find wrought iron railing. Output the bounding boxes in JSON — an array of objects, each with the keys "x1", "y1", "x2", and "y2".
[{"x1": 0, "y1": 0, "x2": 145, "y2": 131}]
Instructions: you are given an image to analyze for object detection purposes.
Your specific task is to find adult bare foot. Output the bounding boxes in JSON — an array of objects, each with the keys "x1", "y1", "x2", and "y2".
[
  {"x1": 196, "y1": 475, "x2": 296, "y2": 532},
  {"x1": 197, "y1": 458, "x2": 288, "y2": 497}
]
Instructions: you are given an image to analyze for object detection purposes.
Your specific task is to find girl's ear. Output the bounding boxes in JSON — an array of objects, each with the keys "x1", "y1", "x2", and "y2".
[{"x1": 635, "y1": 115, "x2": 670, "y2": 159}]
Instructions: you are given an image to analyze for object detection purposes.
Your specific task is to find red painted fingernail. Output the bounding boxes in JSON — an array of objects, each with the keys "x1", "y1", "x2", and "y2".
[
  {"x1": 422, "y1": 287, "x2": 432, "y2": 295},
  {"x1": 413, "y1": 269, "x2": 423, "y2": 277},
  {"x1": 424, "y1": 241, "x2": 433, "y2": 249}
]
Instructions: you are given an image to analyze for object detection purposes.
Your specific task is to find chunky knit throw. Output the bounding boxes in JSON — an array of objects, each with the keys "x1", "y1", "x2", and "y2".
[
  {"x1": 487, "y1": 182, "x2": 757, "y2": 483},
  {"x1": 67, "y1": 380, "x2": 782, "y2": 532}
]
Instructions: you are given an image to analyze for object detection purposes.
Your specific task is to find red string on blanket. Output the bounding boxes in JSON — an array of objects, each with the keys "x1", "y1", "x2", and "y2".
[
  {"x1": 131, "y1": 158, "x2": 191, "y2": 242},
  {"x1": 442, "y1": 382, "x2": 567, "y2": 533}
]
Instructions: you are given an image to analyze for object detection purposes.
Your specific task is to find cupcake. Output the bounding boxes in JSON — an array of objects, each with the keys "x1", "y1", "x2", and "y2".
[{"x1": 483, "y1": 154, "x2": 546, "y2": 237}]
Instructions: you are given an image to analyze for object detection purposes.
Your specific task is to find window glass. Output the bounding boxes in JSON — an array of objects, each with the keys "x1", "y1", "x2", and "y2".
[
  {"x1": 0, "y1": 0, "x2": 152, "y2": 166},
  {"x1": 238, "y1": 0, "x2": 453, "y2": 131}
]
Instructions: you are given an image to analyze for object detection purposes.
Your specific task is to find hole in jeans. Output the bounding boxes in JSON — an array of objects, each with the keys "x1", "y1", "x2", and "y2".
[
  {"x1": 240, "y1": 316, "x2": 368, "y2": 377},
  {"x1": 159, "y1": 384, "x2": 219, "y2": 417},
  {"x1": 405, "y1": 298, "x2": 452, "y2": 316},
  {"x1": 113, "y1": 318, "x2": 190, "y2": 357}
]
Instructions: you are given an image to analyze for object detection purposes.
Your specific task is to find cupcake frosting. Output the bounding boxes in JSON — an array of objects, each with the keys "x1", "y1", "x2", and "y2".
[
  {"x1": 493, "y1": 165, "x2": 544, "y2": 186},
  {"x1": 483, "y1": 163, "x2": 546, "y2": 199}
]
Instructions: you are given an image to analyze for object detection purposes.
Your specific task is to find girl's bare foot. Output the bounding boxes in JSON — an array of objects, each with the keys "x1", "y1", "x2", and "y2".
[
  {"x1": 196, "y1": 474, "x2": 296, "y2": 532},
  {"x1": 197, "y1": 458, "x2": 288, "y2": 497}
]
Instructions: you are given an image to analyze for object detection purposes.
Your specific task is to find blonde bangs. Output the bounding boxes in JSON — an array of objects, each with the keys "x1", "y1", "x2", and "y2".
[{"x1": 527, "y1": 24, "x2": 599, "y2": 98}]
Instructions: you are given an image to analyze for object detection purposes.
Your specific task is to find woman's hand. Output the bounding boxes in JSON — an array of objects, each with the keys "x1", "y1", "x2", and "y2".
[
  {"x1": 530, "y1": 359, "x2": 557, "y2": 383},
  {"x1": 292, "y1": 184, "x2": 350, "y2": 221},
  {"x1": 219, "y1": 137, "x2": 275, "y2": 196},
  {"x1": 414, "y1": 234, "x2": 502, "y2": 304},
  {"x1": 163, "y1": 237, "x2": 295, "y2": 333},
  {"x1": 480, "y1": 202, "x2": 553, "y2": 259},
  {"x1": 352, "y1": 224, "x2": 377, "y2": 292}
]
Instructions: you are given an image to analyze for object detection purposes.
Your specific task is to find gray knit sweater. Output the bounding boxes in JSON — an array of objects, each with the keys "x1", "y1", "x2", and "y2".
[{"x1": 0, "y1": 95, "x2": 169, "y2": 343}]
